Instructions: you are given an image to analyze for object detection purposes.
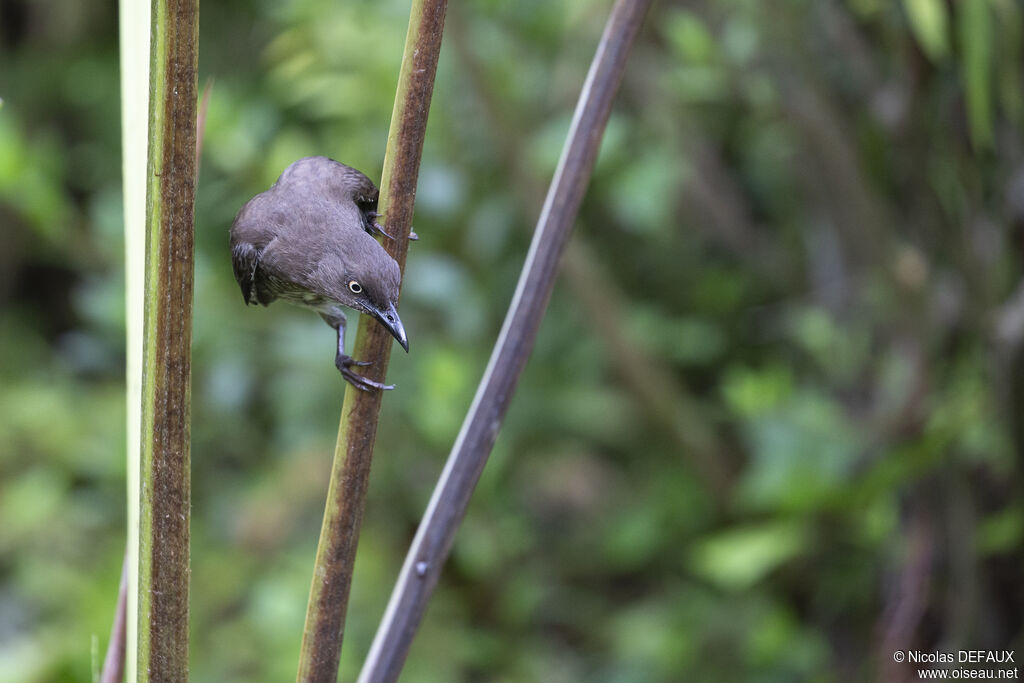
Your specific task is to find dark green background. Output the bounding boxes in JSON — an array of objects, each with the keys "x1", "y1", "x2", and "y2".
[{"x1": 1, "y1": 0, "x2": 1021, "y2": 680}]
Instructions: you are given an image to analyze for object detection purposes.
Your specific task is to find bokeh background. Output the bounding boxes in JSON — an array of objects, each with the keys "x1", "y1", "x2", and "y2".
[{"x1": 2, "y1": 0, "x2": 1023, "y2": 680}]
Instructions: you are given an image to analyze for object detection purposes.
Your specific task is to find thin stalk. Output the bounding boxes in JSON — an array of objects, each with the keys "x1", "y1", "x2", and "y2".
[
  {"x1": 448, "y1": 11, "x2": 733, "y2": 493},
  {"x1": 296, "y1": 2, "x2": 447, "y2": 680},
  {"x1": 358, "y1": 1, "x2": 652, "y2": 680},
  {"x1": 99, "y1": 555, "x2": 128, "y2": 683},
  {"x1": 136, "y1": 0, "x2": 199, "y2": 679},
  {"x1": 117, "y1": 0, "x2": 151, "y2": 676}
]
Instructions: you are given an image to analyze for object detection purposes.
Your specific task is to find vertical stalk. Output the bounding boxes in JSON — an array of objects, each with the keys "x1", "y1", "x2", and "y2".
[
  {"x1": 136, "y1": 0, "x2": 199, "y2": 679},
  {"x1": 118, "y1": 0, "x2": 151, "y2": 677},
  {"x1": 100, "y1": 555, "x2": 128, "y2": 683},
  {"x1": 358, "y1": 1, "x2": 652, "y2": 680},
  {"x1": 296, "y1": 1, "x2": 447, "y2": 681}
]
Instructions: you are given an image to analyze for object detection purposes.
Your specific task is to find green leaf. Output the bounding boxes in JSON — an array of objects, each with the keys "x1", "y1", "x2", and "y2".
[
  {"x1": 663, "y1": 10, "x2": 717, "y2": 64},
  {"x1": 690, "y1": 521, "x2": 809, "y2": 591},
  {"x1": 992, "y1": 0, "x2": 1023, "y2": 125},
  {"x1": 904, "y1": 0, "x2": 949, "y2": 62},
  {"x1": 722, "y1": 365, "x2": 794, "y2": 417},
  {"x1": 977, "y1": 505, "x2": 1024, "y2": 554},
  {"x1": 960, "y1": 0, "x2": 994, "y2": 149}
]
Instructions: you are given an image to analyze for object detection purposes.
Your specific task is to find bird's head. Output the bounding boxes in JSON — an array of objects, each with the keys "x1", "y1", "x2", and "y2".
[{"x1": 330, "y1": 237, "x2": 408, "y2": 352}]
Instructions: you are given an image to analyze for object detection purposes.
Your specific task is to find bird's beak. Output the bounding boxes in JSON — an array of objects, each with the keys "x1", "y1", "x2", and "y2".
[{"x1": 370, "y1": 302, "x2": 409, "y2": 352}]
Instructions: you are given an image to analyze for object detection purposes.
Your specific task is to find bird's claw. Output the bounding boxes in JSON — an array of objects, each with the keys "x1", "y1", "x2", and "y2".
[
  {"x1": 367, "y1": 212, "x2": 418, "y2": 242},
  {"x1": 368, "y1": 220, "x2": 395, "y2": 240},
  {"x1": 335, "y1": 354, "x2": 395, "y2": 391}
]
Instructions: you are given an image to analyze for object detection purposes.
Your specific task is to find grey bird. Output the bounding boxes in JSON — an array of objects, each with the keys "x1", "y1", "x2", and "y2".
[{"x1": 230, "y1": 156, "x2": 409, "y2": 391}]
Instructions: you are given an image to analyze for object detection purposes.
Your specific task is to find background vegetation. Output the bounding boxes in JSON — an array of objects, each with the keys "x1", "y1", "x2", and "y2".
[{"x1": 1, "y1": 0, "x2": 1022, "y2": 681}]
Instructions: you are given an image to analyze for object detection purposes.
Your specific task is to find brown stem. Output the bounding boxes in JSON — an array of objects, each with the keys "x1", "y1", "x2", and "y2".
[
  {"x1": 878, "y1": 499, "x2": 935, "y2": 682},
  {"x1": 136, "y1": 0, "x2": 198, "y2": 678},
  {"x1": 295, "y1": 2, "x2": 446, "y2": 681},
  {"x1": 358, "y1": 1, "x2": 653, "y2": 680}
]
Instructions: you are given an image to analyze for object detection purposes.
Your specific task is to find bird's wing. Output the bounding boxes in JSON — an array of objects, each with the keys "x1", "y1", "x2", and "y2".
[
  {"x1": 231, "y1": 241, "x2": 268, "y2": 305},
  {"x1": 230, "y1": 193, "x2": 282, "y2": 306},
  {"x1": 319, "y1": 160, "x2": 380, "y2": 233},
  {"x1": 347, "y1": 168, "x2": 379, "y2": 208},
  {"x1": 350, "y1": 173, "x2": 382, "y2": 237},
  {"x1": 276, "y1": 156, "x2": 379, "y2": 207}
]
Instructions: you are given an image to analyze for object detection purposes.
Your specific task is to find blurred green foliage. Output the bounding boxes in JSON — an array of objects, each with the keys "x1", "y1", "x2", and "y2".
[{"x1": 1, "y1": 0, "x2": 1022, "y2": 681}]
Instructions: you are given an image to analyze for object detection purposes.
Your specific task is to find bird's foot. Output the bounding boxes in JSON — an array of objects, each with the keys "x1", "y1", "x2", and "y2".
[
  {"x1": 335, "y1": 353, "x2": 395, "y2": 391},
  {"x1": 367, "y1": 212, "x2": 418, "y2": 242},
  {"x1": 367, "y1": 218, "x2": 395, "y2": 240}
]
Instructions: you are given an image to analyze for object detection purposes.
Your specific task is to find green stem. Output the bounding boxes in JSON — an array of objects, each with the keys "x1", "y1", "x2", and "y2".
[
  {"x1": 136, "y1": 0, "x2": 199, "y2": 679},
  {"x1": 296, "y1": 2, "x2": 447, "y2": 681},
  {"x1": 118, "y1": 0, "x2": 151, "y2": 676}
]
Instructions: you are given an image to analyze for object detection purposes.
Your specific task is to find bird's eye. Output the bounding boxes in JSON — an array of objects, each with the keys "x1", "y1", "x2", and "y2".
[{"x1": 348, "y1": 280, "x2": 362, "y2": 294}]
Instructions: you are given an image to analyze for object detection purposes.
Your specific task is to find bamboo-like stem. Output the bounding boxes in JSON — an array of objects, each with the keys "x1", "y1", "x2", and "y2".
[
  {"x1": 296, "y1": 2, "x2": 447, "y2": 680},
  {"x1": 118, "y1": 0, "x2": 151, "y2": 676},
  {"x1": 135, "y1": 0, "x2": 199, "y2": 679},
  {"x1": 358, "y1": 1, "x2": 652, "y2": 680}
]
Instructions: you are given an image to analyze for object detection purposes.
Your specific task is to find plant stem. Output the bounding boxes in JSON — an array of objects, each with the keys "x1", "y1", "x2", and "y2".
[
  {"x1": 136, "y1": 0, "x2": 199, "y2": 679},
  {"x1": 100, "y1": 553, "x2": 128, "y2": 683},
  {"x1": 118, "y1": 0, "x2": 151, "y2": 675},
  {"x1": 358, "y1": 1, "x2": 652, "y2": 680},
  {"x1": 448, "y1": 11, "x2": 734, "y2": 493},
  {"x1": 296, "y1": 2, "x2": 447, "y2": 681}
]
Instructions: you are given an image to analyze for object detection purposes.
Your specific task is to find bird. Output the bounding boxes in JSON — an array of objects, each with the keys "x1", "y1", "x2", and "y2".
[{"x1": 230, "y1": 156, "x2": 409, "y2": 391}]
